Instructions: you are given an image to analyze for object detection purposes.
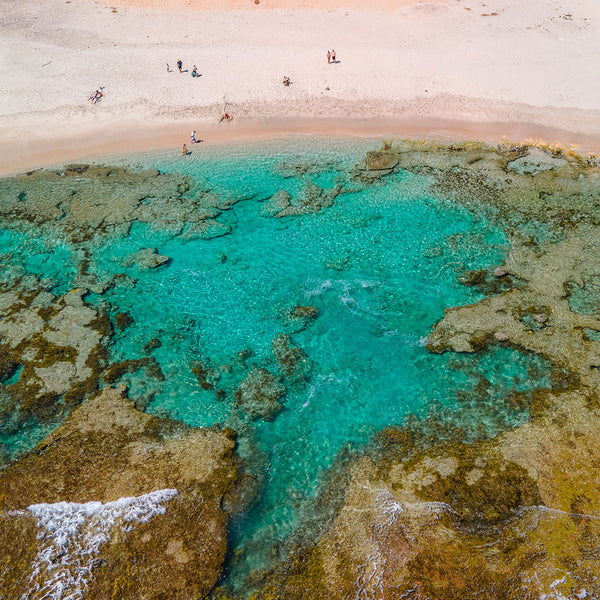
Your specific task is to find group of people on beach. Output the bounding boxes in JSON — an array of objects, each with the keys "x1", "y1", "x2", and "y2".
[
  {"x1": 177, "y1": 48, "x2": 340, "y2": 156},
  {"x1": 167, "y1": 60, "x2": 200, "y2": 77}
]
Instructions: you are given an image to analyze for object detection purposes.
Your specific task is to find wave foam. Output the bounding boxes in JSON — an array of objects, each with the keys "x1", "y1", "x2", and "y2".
[{"x1": 22, "y1": 488, "x2": 178, "y2": 600}]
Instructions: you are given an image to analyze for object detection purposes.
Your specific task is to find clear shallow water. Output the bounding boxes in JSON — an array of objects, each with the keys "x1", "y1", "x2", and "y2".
[{"x1": 0, "y1": 138, "x2": 555, "y2": 592}]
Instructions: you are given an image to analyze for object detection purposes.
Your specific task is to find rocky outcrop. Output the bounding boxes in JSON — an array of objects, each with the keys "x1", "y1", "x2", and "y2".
[
  {"x1": 255, "y1": 389, "x2": 600, "y2": 600},
  {"x1": 427, "y1": 225, "x2": 600, "y2": 388},
  {"x1": 0, "y1": 386, "x2": 241, "y2": 600},
  {"x1": 0, "y1": 285, "x2": 109, "y2": 441}
]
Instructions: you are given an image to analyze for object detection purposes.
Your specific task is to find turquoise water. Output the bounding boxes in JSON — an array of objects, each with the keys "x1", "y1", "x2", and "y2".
[{"x1": 0, "y1": 138, "x2": 555, "y2": 592}]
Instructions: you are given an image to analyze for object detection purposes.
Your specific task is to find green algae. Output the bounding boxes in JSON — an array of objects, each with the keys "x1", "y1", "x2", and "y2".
[{"x1": 414, "y1": 449, "x2": 541, "y2": 524}]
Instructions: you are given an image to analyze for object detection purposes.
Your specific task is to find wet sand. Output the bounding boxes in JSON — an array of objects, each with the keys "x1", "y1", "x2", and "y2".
[{"x1": 2, "y1": 114, "x2": 600, "y2": 177}]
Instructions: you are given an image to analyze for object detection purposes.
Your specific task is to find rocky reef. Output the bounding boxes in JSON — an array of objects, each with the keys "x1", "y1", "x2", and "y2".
[
  {"x1": 0, "y1": 163, "x2": 247, "y2": 243},
  {"x1": 0, "y1": 282, "x2": 109, "y2": 460},
  {"x1": 245, "y1": 140, "x2": 600, "y2": 600},
  {"x1": 3, "y1": 141, "x2": 600, "y2": 599},
  {"x1": 254, "y1": 388, "x2": 600, "y2": 600},
  {"x1": 0, "y1": 386, "x2": 241, "y2": 600}
]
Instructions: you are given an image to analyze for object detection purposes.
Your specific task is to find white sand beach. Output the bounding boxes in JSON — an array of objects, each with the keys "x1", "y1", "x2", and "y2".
[{"x1": 0, "y1": 0, "x2": 599, "y2": 173}]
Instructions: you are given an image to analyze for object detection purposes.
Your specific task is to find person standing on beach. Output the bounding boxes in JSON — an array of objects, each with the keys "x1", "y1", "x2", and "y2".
[
  {"x1": 177, "y1": 59, "x2": 183, "y2": 72},
  {"x1": 327, "y1": 50, "x2": 331, "y2": 64},
  {"x1": 166, "y1": 63, "x2": 170, "y2": 72},
  {"x1": 332, "y1": 49, "x2": 336, "y2": 62},
  {"x1": 182, "y1": 143, "x2": 187, "y2": 155},
  {"x1": 191, "y1": 130, "x2": 196, "y2": 143}
]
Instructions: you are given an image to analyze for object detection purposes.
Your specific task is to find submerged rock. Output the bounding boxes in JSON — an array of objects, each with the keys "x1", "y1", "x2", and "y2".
[
  {"x1": 272, "y1": 334, "x2": 312, "y2": 383},
  {"x1": 0, "y1": 386, "x2": 242, "y2": 600},
  {"x1": 192, "y1": 360, "x2": 218, "y2": 390},
  {"x1": 180, "y1": 219, "x2": 232, "y2": 240},
  {"x1": 261, "y1": 190, "x2": 292, "y2": 217},
  {"x1": 234, "y1": 368, "x2": 286, "y2": 421},
  {"x1": 114, "y1": 311, "x2": 133, "y2": 331},
  {"x1": 281, "y1": 304, "x2": 319, "y2": 333},
  {"x1": 275, "y1": 182, "x2": 343, "y2": 217},
  {"x1": 123, "y1": 247, "x2": 170, "y2": 270}
]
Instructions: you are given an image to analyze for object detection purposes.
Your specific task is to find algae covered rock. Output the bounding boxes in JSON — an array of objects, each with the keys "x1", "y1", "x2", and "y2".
[
  {"x1": 0, "y1": 386, "x2": 241, "y2": 600},
  {"x1": 234, "y1": 368, "x2": 286, "y2": 421},
  {"x1": 0, "y1": 285, "x2": 110, "y2": 438},
  {"x1": 365, "y1": 150, "x2": 399, "y2": 171},
  {"x1": 254, "y1": 390, "x2": 600, "y2": 600},
  {"x1": 271, "y1": 334, "x2": 312, "y2": 383}
]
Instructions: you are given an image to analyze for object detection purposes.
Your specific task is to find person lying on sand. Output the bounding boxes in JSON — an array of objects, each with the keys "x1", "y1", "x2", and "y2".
[
  {"x1": 89, "y1": 89, "x2": 103, "y2": 103},
  {"x1": 283, "y1": 76, "x2": 291, "y2": 86}
]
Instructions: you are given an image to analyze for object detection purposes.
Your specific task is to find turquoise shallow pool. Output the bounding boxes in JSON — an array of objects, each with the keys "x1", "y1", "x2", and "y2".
[{"x1": 0, "y1": 138, "x2": 555, "y2": 593}]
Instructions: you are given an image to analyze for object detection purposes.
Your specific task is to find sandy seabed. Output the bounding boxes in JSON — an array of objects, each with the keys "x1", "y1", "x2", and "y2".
[{"x1": 0, "y1": 0, "x2": 599, "y2": 172}]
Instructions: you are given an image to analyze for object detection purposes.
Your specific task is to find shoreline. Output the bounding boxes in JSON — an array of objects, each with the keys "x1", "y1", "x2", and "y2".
[
  {"x1": 2, "y1": 0, "x2": 599, "y2": 176},
  {"x1": 2, "y1": 114, "x2": 600, "y2": 177}
]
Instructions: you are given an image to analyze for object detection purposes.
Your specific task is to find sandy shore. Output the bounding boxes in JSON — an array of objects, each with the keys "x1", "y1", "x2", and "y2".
[{"x1": 1, "y1": 0, "x2": 599, "y2": 174}]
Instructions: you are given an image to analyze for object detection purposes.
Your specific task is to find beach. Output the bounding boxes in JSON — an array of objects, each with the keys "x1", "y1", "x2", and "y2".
[
  {"x1": 1, "y1": 0, "x2": 599, "y2": 173},
  {"x1": 4, "y1": 2, "x2": 600, "y2": 597}
]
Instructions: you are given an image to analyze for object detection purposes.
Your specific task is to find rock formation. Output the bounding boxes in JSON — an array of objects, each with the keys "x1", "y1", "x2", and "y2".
[{"x1": 0, "y1": 387, "x2": 242, "y2": 600}]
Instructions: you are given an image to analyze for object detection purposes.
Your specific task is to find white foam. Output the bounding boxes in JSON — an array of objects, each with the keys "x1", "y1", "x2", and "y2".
[
  {"x1": 22, "y1": 488, "x2": 178, "y2": 600},
  {"x1": 305, "y1": 278, "x2": 333, "y2": 297}
]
